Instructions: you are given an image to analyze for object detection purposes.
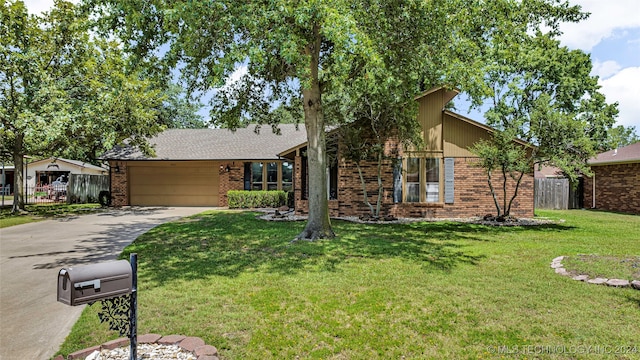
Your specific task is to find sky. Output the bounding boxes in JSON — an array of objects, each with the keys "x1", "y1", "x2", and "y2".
[{"x1": 22, "y1": 0, "x2": 640, "y2": 131}]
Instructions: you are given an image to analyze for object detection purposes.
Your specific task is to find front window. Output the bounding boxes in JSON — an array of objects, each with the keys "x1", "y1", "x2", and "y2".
[
  {"x1": 266, "y1": 162, "x2": 278, "y2": 190},
  {"x1": 282, "y1": 162, "x2": 293, "y2": 191},
  {"x1": 251, "y1": 162, "x2": 263, "y2": 190},
  {"x1": 425, "y1": 158, "x2": 439, "y2": 202},
  {"x1": 404, "y1": 157, "x2": 440, "y2": 203},
  {"x1": 246, "y1": 161, "x2": 294, "y2": 192},
  {"x1": 406, "y1": 158, "x2": 421, "y2": 202}
]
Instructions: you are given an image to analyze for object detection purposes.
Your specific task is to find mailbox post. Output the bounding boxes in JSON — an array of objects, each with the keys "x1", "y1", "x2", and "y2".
[
  {"x1": 129, "y1": 253, "x2": 137, "y2": 360},
  {"x1": 58, "y1": 254, "x2": 138, "y2": 360}
]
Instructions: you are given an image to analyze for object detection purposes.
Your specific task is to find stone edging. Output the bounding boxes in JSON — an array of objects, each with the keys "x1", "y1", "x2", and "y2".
[
  {"x1": 53, "y1": 334, "x2": 219, "y2": 360},
  {"x1": 551, "y1": 256, "x2": 640, "y2": 290}
]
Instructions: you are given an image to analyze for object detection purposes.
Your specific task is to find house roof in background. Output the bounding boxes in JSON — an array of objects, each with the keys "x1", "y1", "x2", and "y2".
[
  {"x1": 101, "y1": 124, "x2": 308, "y2": 161},
  {"x1": 27, "y1": 158, "x2": 107, "y2": 172},
  {"x1": 589, "y1": 142, "x2": 640, "y2": 165},
  {"x1": 534, "y1": 165, "x2": 565, "y2": 178}
]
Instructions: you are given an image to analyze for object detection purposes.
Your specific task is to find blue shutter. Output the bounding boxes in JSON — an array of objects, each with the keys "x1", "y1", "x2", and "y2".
[{"x1": 444, "y1": 158, "x2": 454, "y2": 204}]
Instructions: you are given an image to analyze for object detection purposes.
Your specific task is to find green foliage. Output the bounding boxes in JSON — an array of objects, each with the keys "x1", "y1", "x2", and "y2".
[
  {"x1": 57, "y1": 210, "x2": 640, "y2": 359},
  {"x1": 1, "y1": 0, "x2": 166, "y2": 210},
  {"x1": 156, "y1": 83, "x2": 207, "y2": 129},
  {"x1": 227, "y1": 190, "x2": 288, "y2": 209},
  {"x1": 470, "y1": 23, "x2": 618, "y2": 216},
  {"x1": 85, "y1": 0, "x2": 600, "y2": 238},
  {"x1": 471, "y1": 129, "x2": 531, "y2": 217},
  {"x1": 604, "y1": 125, "x2": 639, "y2": 150}
]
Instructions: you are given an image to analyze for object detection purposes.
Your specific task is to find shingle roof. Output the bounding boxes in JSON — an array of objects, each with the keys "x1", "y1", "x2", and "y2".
[
  {"x1": 101, "y1": 124, "x2": 308, "y2": 161},
  {"x1": 589, "y1": 142, "x2": 640, "y2": 165}
]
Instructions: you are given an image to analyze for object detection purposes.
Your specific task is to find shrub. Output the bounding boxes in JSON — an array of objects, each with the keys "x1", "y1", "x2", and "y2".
[{"x1": 227, "y1": 190, "x2": 289, "y2": 209}]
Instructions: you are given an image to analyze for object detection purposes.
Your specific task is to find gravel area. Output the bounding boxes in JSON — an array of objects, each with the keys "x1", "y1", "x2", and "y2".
[
  {"x1": 85, "y1": 344, "x2": 195, "y2": 360},
  {"x1": 256, "y1": 209, "x2": 559, "y2": 226}
]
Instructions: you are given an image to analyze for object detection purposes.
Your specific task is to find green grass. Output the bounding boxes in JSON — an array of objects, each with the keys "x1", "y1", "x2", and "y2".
[
  {"x1": 562, "y1": 255, "x2": 640, "y2": 280},
  {"x1": 56, "y1": 210, "x2": 640, "y2": 359},
  {"x1": 0, "y1": 203, "x2": 102, "y2": 228}
]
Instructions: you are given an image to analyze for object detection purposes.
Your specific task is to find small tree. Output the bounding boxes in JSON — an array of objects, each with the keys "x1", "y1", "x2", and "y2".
[
  {"x1": 472, "y1": 33, "x2": 618, "y2": 217},
  {"x1": 470, "y1": 128, "x2": 531, "y2": 219},
  {"x1": 335, "y1": 78, "x2": 421, "y2": 219}
]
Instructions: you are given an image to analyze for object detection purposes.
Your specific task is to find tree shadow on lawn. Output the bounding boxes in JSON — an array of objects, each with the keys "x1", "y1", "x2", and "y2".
[{"x1": 126, "y1": 211, "x2": 574, "y2": 286}]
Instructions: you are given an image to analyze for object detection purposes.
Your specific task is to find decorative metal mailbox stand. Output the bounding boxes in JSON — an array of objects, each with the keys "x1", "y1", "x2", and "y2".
[{"x1": 58, "y1": 254, "x2": 138, "y2": 360}]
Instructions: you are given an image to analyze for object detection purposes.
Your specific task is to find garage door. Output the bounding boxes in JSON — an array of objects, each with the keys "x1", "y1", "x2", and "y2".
[{"x1": 128, "y1": 161, "x2": 219, "y2": 206}]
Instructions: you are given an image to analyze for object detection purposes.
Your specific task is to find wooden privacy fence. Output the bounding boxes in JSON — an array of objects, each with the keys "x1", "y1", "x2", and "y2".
[
  {"x1": 67, "y1": 174, "x2": 109, "y2": 204},
  {"x1": 534, "y1": 178, "x2": 583, "y2": 210}
]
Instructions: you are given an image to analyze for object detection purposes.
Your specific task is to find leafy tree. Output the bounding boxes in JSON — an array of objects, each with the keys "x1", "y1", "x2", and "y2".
[
  {"x1": 604, "y1": 125, "x2": 639, "y2": 150},
  {"x1": 0, "y1": 0, "x2": 165, "y2": 212},
  {"x1": 157, "y1": 83, "x2": 206, "y2": 129},
  {"x1": 333, "y1": 75, "x2": 422, "y2": 219},
  {"x1": 87, "y1": 0, "x2": 592, "y2": 238},
  {"x1": 471, "y1": 32, "x2": 618, "y2": 218}
]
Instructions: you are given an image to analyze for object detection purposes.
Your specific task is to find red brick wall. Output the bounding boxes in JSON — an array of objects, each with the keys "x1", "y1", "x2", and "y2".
[
  {"x1": 583, "y1": 163, "x2": 640, "y2": 214},
  {"x1": 218, "y1": 163, "x2": 244, "y2": 207},
  {"x1": 294, "y1": 156, "x2": 534, "y2": 219},
  {"x1": 109, "y1": 161, "x2": 128, "y2": 207}
]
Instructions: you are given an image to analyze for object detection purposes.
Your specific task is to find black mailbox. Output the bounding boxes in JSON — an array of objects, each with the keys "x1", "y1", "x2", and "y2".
[{"x1": 57, "y1": 260, "x2": 132, "y2": 306}]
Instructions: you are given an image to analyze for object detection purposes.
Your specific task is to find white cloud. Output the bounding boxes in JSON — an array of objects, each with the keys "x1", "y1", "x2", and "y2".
[
  {"x1": 599, "y1": 67, "x2": 640, "y2": 129},
  {"x1": 591, "y1": 60, "x2": 622, "y2": 79},
  {"x1": 560, "y1": 0, "x2": 640, "y2": 51},
  {"x1": 22, "y1": 0, "x2": 78, "y2": 14}
]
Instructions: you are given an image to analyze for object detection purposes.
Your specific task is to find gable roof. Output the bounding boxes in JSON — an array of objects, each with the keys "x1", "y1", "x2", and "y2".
[
  {"x1": 28, "y1": 158, "x2": 107, "y2": 172},
  {"x1": 102, "y1": 124, "x2": 308, "y2": 161},
  {"x1": 589, "y1": 142, "x2": 640, "y2": 165}
]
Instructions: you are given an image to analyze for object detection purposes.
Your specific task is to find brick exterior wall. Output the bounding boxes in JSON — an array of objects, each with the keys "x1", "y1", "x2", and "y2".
[
  {"x1": 109, "y1": 161, "x2": 128, "y2": 207},
  {"x1": 109, "y1": 145, "x2": 534, "y2": 219},
  {"x1": 294, "y1": 146, "x2": 534, "y2": 219},
  {"x1": 218, "y1": 163, "x2": 244, "y2": 207},
  {"x1": 583, "y1": 163, "x2": 640, "y2": 214}
]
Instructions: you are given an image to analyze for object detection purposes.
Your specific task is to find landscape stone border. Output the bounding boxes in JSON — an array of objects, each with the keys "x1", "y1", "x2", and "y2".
[
  {"x1": 551, "y1": 256, "x2": 640, "y2": 290},
  {"x1": 53, "y1": 334, "x2": 219, "y2": 360}
]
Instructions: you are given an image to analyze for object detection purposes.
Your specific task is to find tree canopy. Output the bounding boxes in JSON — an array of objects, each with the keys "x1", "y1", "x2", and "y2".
[
  {"x1": 471, "y1": 31, "x2": 618, "y2": 217},
  {"x1": 86, "y1": 0, "x2": 595, "y2": 237},
  {"x1": 1, "y1": 0, "x2": 167, "y2": 211}
]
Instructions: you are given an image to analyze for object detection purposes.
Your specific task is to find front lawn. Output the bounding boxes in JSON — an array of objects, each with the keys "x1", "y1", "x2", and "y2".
[
  {"x1": 0, "y1": 203, "x2": 102, "y2": 228},
  {"x1": 57, "y1": 210, "x2": 640, "y2": 359}
]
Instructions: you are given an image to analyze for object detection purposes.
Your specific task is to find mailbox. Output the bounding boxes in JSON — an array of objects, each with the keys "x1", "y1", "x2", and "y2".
[{"x1": 57, "y1": 260, "x2": 132, "y2": 306}]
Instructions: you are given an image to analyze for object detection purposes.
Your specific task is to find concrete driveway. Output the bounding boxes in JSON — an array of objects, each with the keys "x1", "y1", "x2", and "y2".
[{"x1": 0, "y1": 207, "x2": 214, "y2": 360}]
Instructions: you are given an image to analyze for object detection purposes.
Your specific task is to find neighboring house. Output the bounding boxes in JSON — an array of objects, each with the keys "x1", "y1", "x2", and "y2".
[
  {"x1": 583, "y1": 142, "x2": 640, "y2": 214},
  {"x1": 1, "y1": 158, "x2": 107, "y2": 195},
  {"x1": 25, "y1": 158, "x2": 107, "y2": 189},
  {"x1": 103, "y1": 87, "x2": 534, "y2": 218}
]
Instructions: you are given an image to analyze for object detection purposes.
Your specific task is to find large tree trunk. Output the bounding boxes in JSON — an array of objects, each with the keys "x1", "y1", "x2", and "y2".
[
  {"x1": 11, "y1": 133, "x2": 25, "y2": 213},
  {"x1": 296, "y1": 26, "x2": 335, "y2": 240}
]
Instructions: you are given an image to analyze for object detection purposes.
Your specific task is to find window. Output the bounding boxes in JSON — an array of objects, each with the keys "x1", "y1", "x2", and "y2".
[
  {"x1": 282, "y1": 162, "x2": 293, "y2": 191},
  {"x1": 251, "y1": 162, "x2": 263, "y2": 190},
  {"x1": 266, "y1": 162, "x2": 278, "y2": 190},
  {"x1": 404, "y1": 157, "x2": 441, "y2": 203},
  {"x1": 246, "y1": 161, "x2": 294, "y2": 192},
  {"x1": 327, "y1": 161, "x2": 338, "y2": 200},
  {"x1": 425, "y1": 158, "x2": 439, "y2": 202},
  {"x1": 406, "y1": 158, "x2": 421, "y2": 202}
]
